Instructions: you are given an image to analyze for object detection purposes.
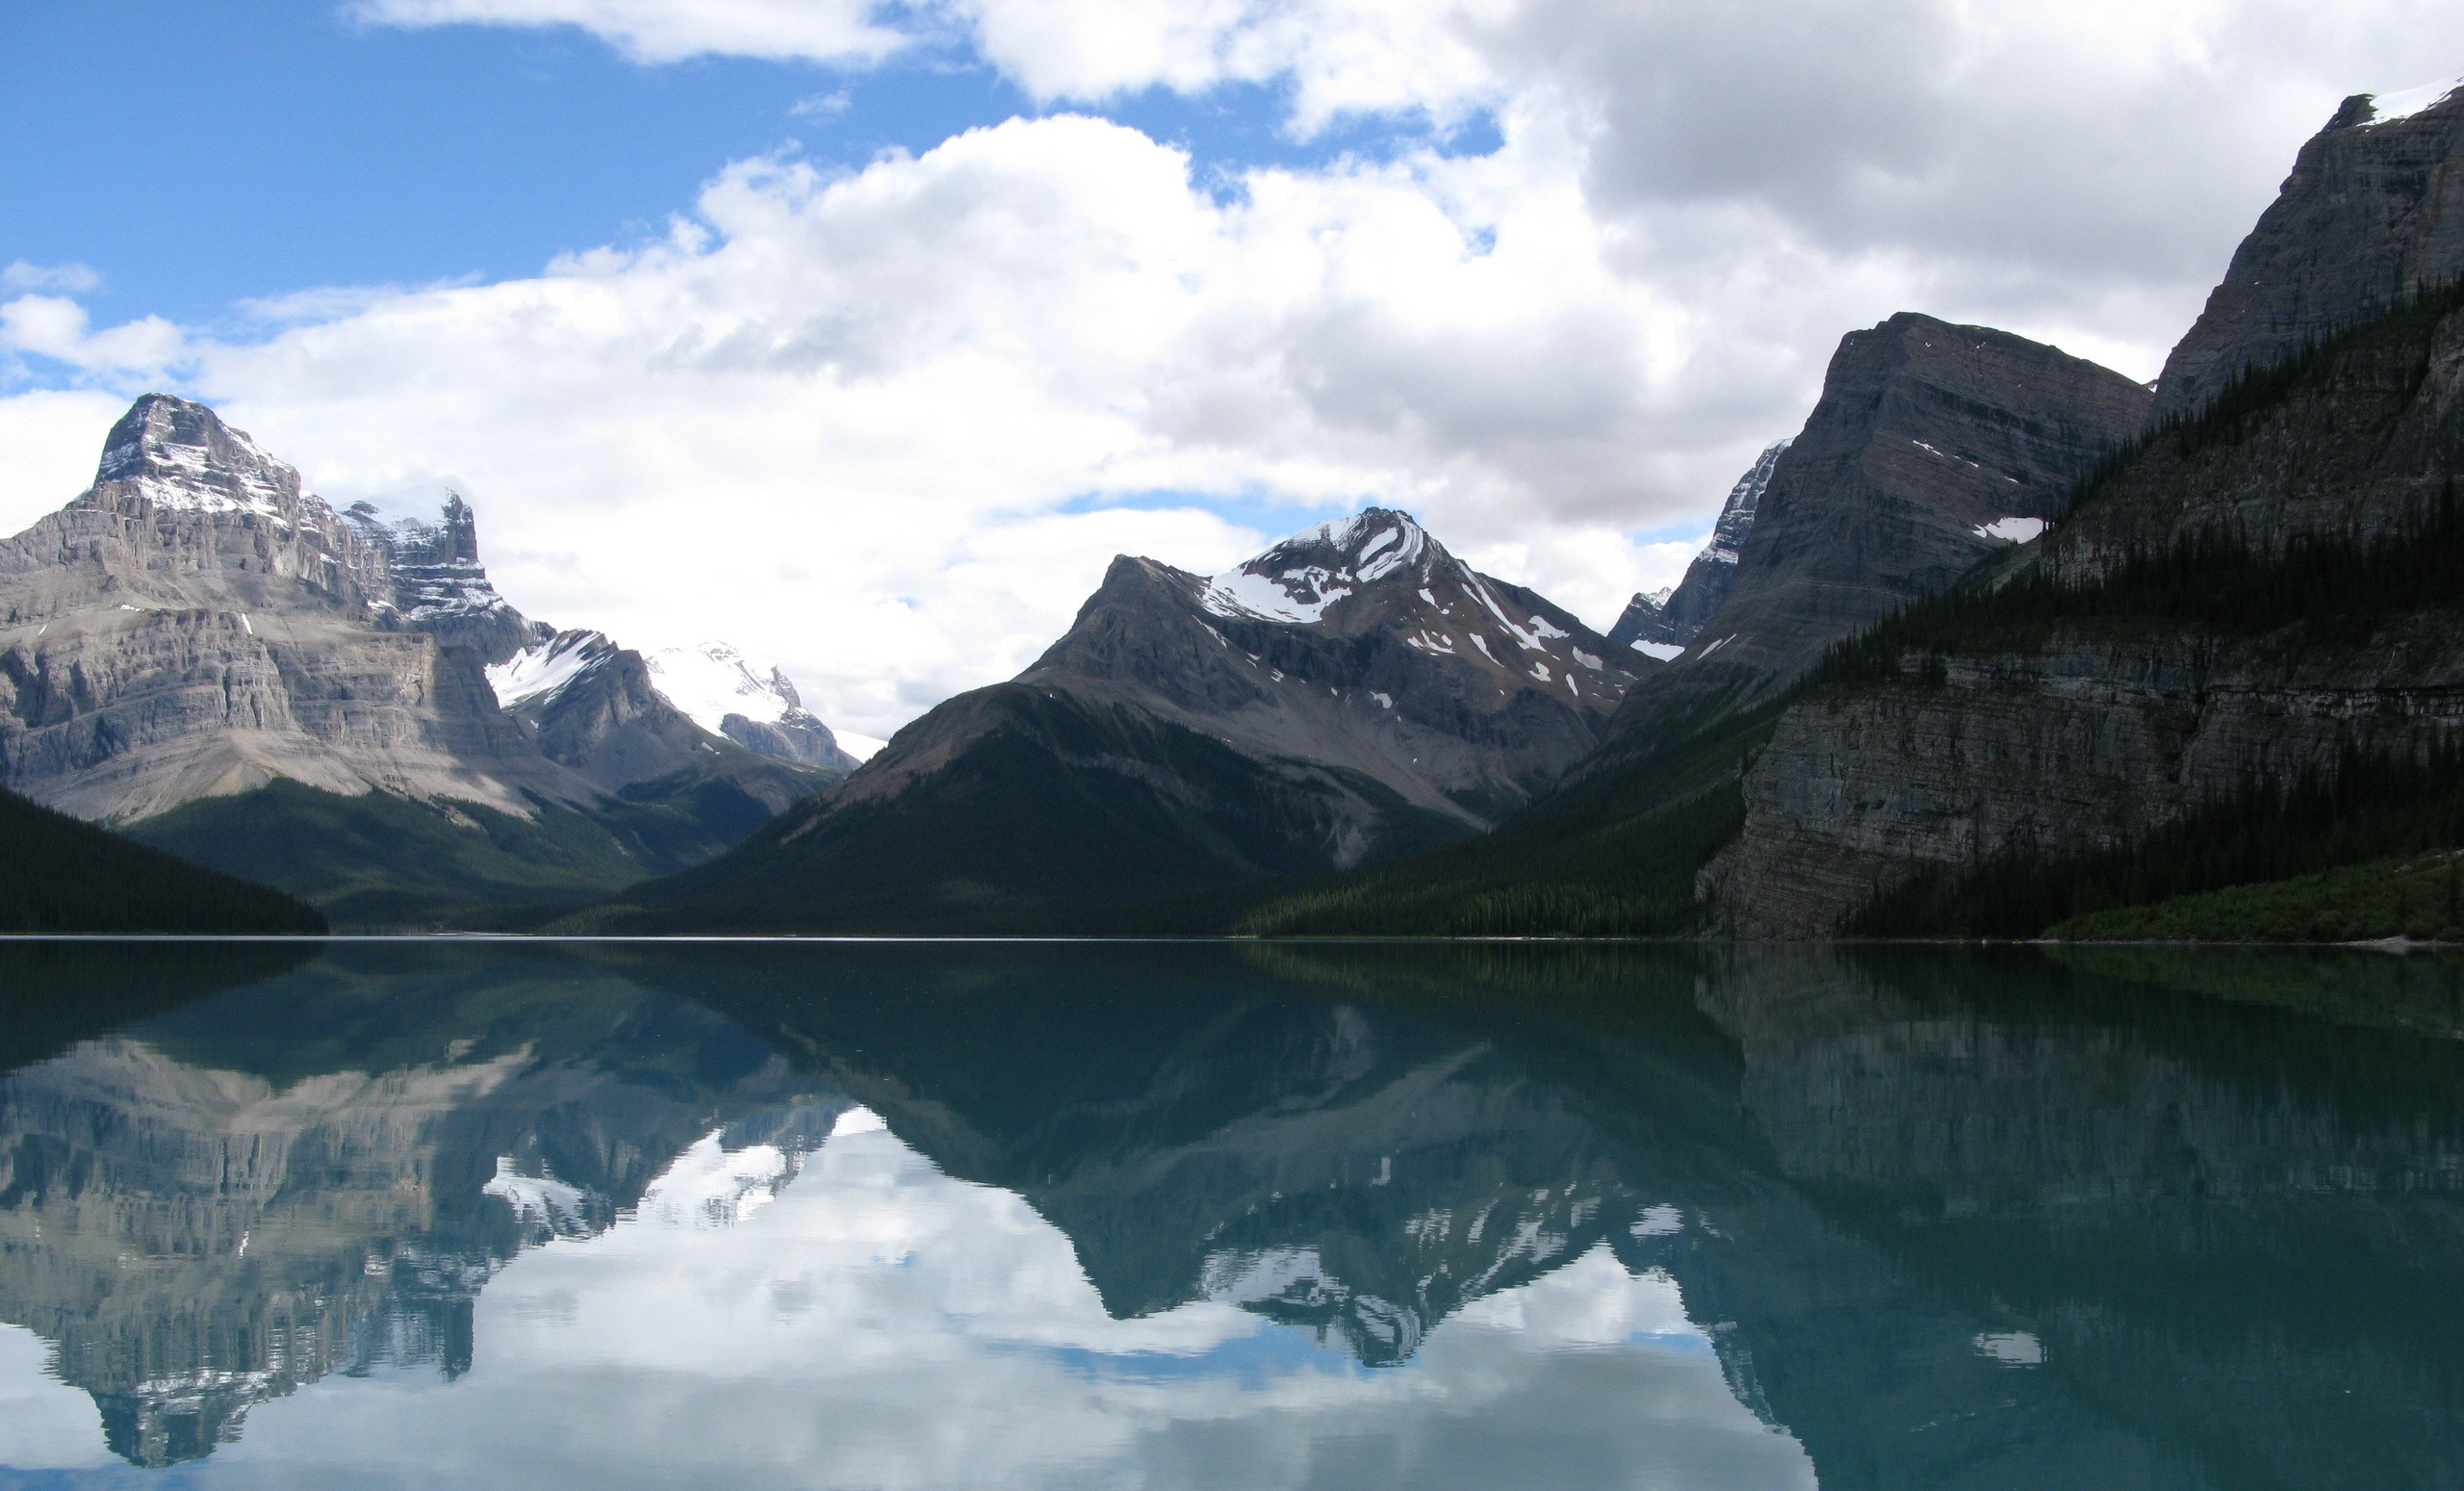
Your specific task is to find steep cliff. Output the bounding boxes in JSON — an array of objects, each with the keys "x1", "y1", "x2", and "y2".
[
  {"x1": 2150, "y1": 79, "x2": 2464, "y2": 422},
  {"x1": 1709, "y1": 279, "x2": 2464, "y2": 936},
  {"x1": 586, "y1": 510, "x2": 1640, "y2": 931},
  {"x1": 1602, "y1": 315, "x2": 2151, "y2": 748}
]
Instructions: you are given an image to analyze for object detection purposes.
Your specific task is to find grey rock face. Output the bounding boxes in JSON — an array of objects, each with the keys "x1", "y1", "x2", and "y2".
[
  {"x1": 1590, "y1": 315, "x2": 2149, "y2": 775},
  {"x1": 0, "y1": 397, "x2": 590, "y2": 822},
  {"x1": 1605, "y1": 439, "x2": 1789, "y2": 656},
  {"x1": 344, "y1": 493, "x2": 550, "y2": 665},
  {"x1": 2150, "y1": 83, "x2": 2464, "y2": 423},
  {"x1": 846, "y1": 508, "x2": 1643, "y2": 837}
]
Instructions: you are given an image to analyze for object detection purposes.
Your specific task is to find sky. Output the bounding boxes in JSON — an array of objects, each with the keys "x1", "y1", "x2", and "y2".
[{"x1": 4, "y1": 1, "x2": 2463, "y2": 736}]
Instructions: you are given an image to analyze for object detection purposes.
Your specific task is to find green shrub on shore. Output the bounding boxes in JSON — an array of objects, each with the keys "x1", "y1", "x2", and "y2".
[{"x1": 2054, "y1": 851, "x2": 2464, "y2": 943}]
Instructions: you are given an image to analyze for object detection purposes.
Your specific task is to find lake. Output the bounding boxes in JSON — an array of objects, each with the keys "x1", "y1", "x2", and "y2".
[{"x1": 0, "y1": 938, "x2": 2457, "y2": 1489}]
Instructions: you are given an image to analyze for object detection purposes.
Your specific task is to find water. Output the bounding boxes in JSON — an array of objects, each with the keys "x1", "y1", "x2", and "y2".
[{"x1": 0, "y1": 939, "x2": 2458, "y2": 1489}]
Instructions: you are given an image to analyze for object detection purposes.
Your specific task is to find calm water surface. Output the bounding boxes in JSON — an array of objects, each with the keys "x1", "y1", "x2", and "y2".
[{"x1": 0, "y1": 939, "x2": 2457, "y2": 1489}]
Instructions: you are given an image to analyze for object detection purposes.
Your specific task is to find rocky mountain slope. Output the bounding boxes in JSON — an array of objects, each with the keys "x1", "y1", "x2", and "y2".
[
  {"x1": 1604, "y1": 315, "x2": 2151, "y2": 740},
  {"x1": 1605, "y1": 439, "x2": 1789, "y2": 657},
  {"x1": 586, "y1": 510, "x2": 1643, "y2": 931},
  {"x1": 1702, "y1": 83, "x2": 2464, "y2": 938},
  {"x1": 2149, "y1": 77, "x2": 2464, "y2": 422},
  {"x1": 0, "y1": 396, "x2": 842, "y2": 926}
]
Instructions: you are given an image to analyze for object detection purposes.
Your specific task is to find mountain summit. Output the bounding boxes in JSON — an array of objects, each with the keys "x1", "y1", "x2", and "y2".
[{"x1": 589, "y1": 508, "x2": 1643, "y2": 931}]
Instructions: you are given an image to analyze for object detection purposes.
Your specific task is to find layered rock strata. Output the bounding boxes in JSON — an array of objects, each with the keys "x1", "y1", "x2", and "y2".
[{"x1": 0, "y1": 395, "x2": 844, "y2": 916}]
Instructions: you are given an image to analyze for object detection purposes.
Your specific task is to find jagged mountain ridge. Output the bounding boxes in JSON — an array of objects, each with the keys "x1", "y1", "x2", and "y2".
[
  {"x1": 1605, "y1": 438, "x2": 1790, "y2": 657},
  {"x1": 641, "y1": 641, "x2": 861, "y2": 770},
  {"x1": 585, "y1": 509, "x2": 1645, "y2": 931}
]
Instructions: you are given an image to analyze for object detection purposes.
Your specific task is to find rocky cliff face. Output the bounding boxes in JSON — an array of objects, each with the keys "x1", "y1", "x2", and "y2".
[
  {"x1": 2149, "y1": 80, "x2": 2464, "y2": 423},
  {"x1": 601, "y1": 511, "x2": 1643, "y2": 929},
  {"x1": 343, "y1": 492, "x2": 549, "y2": 665},
  {"x1": 0, "y1": 397, "x2": 589, "y2": 823},
  {"x1": 1602, "y1": 315, "x2": 2150, "y2": 754},
  {"x1": 1708, "y1": 169, "x2": 2464, "y2": 936},
  {"x1": 1606, "y1": 439, "x2": 1789, "y2": 657}
]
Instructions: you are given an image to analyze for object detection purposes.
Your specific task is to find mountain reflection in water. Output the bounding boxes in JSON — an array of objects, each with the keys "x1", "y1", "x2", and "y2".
[{"x1": 0, "y1": 942, "x2": 2458, "y2": 1489}]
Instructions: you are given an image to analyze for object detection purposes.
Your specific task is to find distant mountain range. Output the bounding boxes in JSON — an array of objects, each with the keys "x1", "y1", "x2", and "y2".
[
  {"x1": 0, "y1": 397, "x2": 858, "y2": 928},
  {"x1": 7, "y1": 76, "x2": 2461, "y2": 937},
  {"x1": 582, "y1": 509, "x2": 1642, "y2": 931}
]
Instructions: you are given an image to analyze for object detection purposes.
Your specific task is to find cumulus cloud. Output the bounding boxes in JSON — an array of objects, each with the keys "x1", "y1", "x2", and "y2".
[
  {"x1": 0, "y1": 113, "x2": 1738, "y2": 733},
  {"x1": 0, "y1": 296, "x2": 188, "y2": 377}
]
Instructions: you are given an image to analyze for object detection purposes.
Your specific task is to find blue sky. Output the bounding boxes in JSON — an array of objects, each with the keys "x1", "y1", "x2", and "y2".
[{"x1": 0, "y1": 2, "x2": 1492, "y2": 330}]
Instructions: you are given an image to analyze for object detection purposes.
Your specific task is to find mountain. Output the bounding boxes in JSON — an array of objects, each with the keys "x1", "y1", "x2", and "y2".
[
  {"x1": 1702, "y1": 84, "x2": 2464, "y2": 937},
  {"x1": 1231, "y1": 318, "x2": 2150, "y2": 935},
  {"x1": 640, "y1": 641, "x2": 862, "y2": 769},
  {"x1": 580, "y1": 509, "x2": 1644, "y2": 931},
  {"x1": 487, "y1": 630, "x2": 834, "y2": 810},
  {"x1": 0, "y1": 395, "x2": 843, "y2": 927},
  {"x1": 1604, "y1": 439, "x2": 1789, "y2": 657},
  {"x1": 2149, "y1": 77, "x2": 2464, "y2": 422}
]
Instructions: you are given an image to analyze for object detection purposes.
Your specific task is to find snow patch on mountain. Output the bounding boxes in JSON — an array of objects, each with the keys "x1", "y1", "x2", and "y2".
[
  {"x1": 94, "y1": 398, "x2": 301, "y2": 521},
  {"x1": 2369, "y1": 70, "x2": 2464, "y2": 123},
  {"x1": 1200, "y1": 509, "x2": 1433, "y2": 624},
  {"x1": 834, "y1": 731, "x2": 887, "y2": 762},
  {"x1": 642, "y1": 643, "x2": 802, "y2": 733},
  {"x1": 488, "y1": 631, "x2": 609, "y2": 710},
  {"x1": 1973, "y1": 517, "x2": 2046, "y2": 544}
]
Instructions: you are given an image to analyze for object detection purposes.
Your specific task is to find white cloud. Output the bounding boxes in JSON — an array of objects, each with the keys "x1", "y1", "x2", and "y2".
[
  {"x1": 0, "y1": 262, "x2": 102, "y2": 295},
  {"x1": 0, "y1": 296, "x2": 187, "y2": 377},
  {"x1": 347, "y1": 0, "x2": 903, "y2": 64},
  {"x1": 0, "y1": 113, "x2": 1784, "y2": 735},
  {"x1": 0, "y1": 389, "x2": 134, "y2": 538}
]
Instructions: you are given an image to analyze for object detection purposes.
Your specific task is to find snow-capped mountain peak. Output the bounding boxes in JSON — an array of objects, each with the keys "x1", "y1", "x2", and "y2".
[
  {"x1": 91, "y1": 394, "x2": 307, "y2": 522},
  {"x1": 642, "y1": 642, "x2": 803, "y2": 733},
  {"x1": 1200, "y1": 508, "x2": 1441, "y2": 624}
]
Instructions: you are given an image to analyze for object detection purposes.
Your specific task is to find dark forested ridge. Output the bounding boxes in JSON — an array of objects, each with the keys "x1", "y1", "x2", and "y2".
[{"x1": 0, "y1": 786, "x2": 324, "y2": 936}]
